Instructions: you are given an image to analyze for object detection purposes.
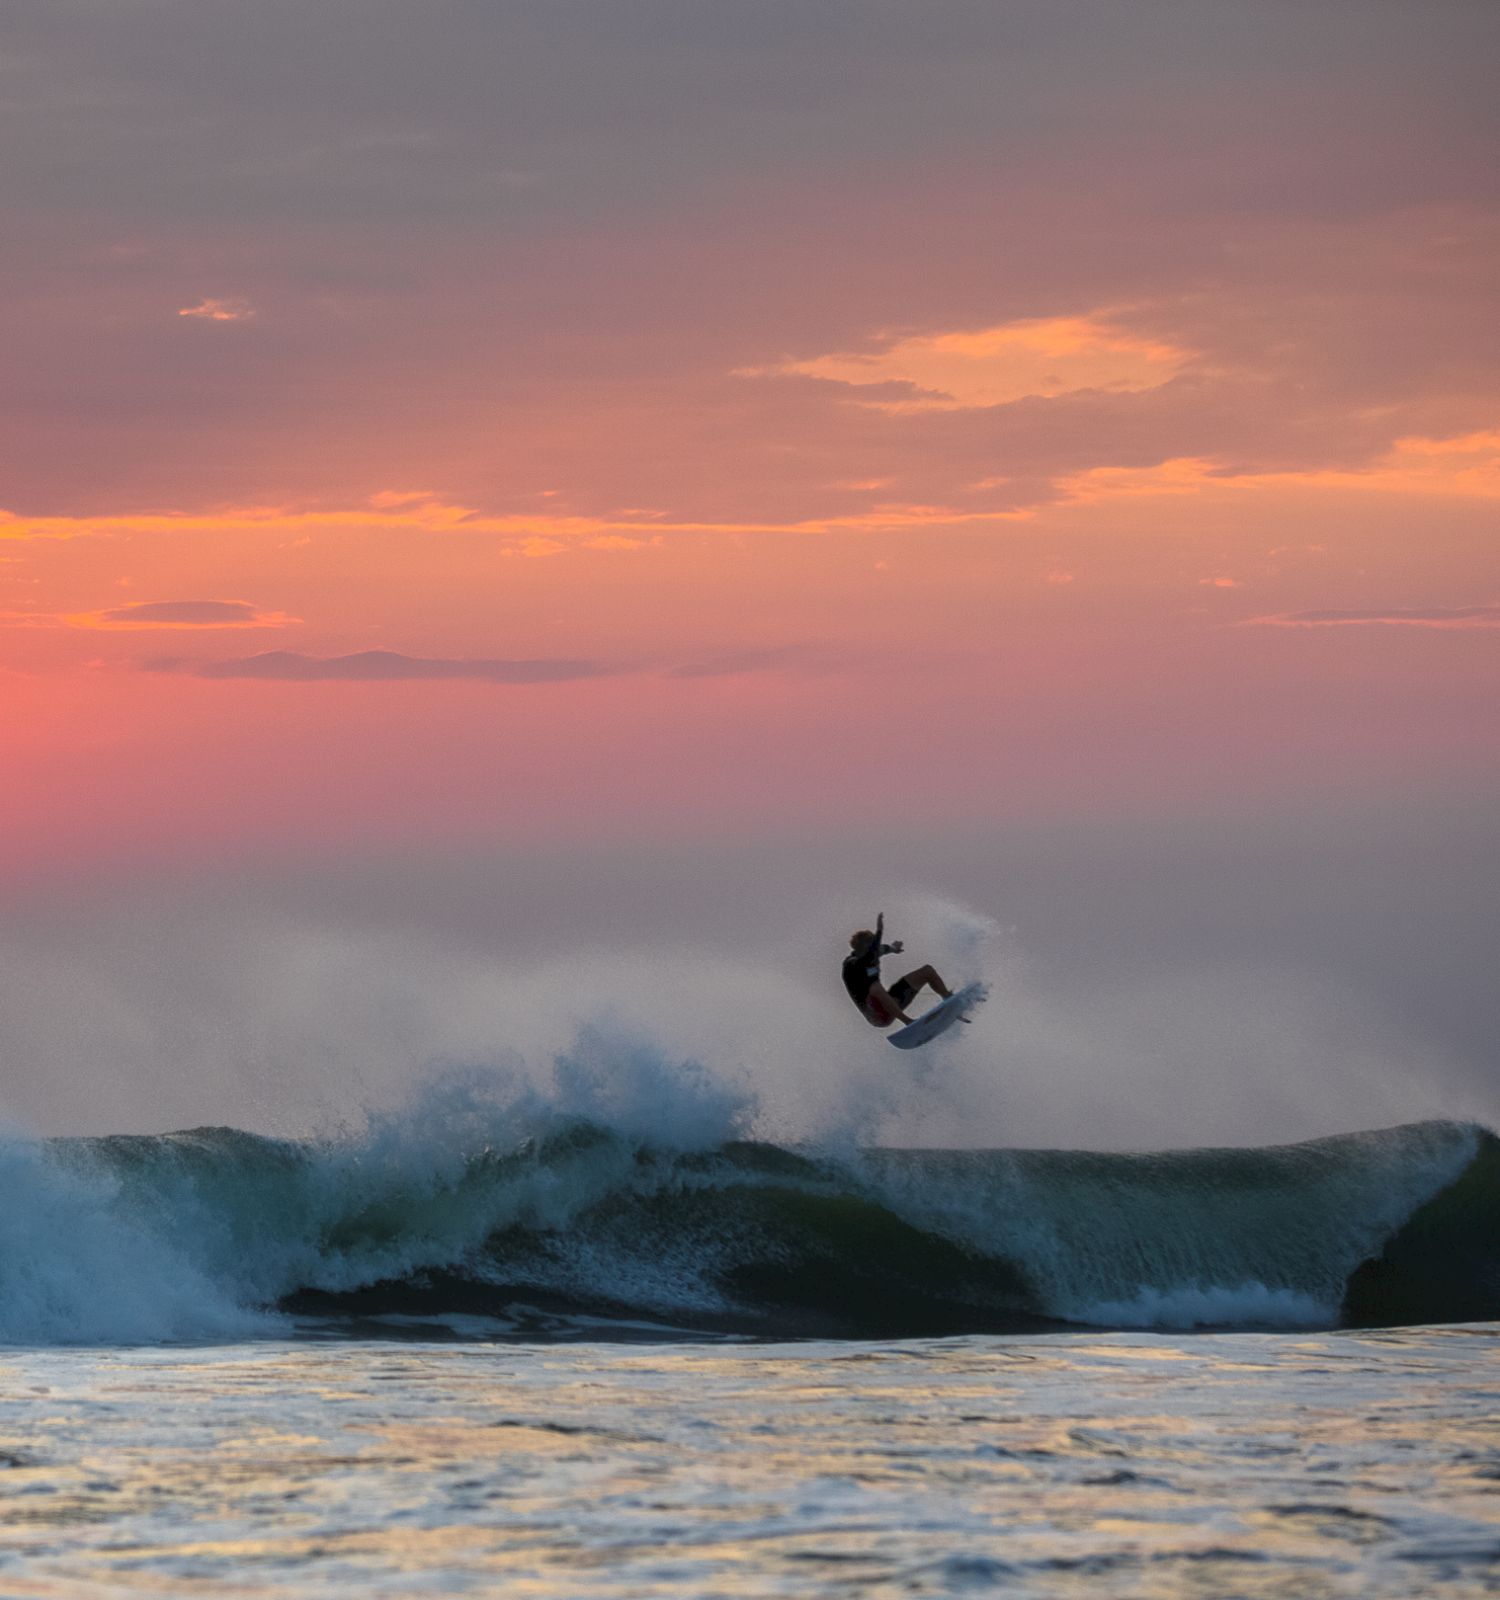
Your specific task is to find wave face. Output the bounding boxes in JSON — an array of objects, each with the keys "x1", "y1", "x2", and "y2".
[{"x1": 2, "y1": 1109, "x2": 1495, "y2": 1345}]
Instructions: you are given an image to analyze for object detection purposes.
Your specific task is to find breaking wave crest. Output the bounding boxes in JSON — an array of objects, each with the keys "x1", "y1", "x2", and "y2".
[{"x1": 1, "y1": 1038, "x2": 1495, "y2": 1345}]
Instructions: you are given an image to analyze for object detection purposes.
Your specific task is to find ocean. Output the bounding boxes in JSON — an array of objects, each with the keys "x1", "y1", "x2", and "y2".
[{"x1": 1, "y1": 1106, "x2": 1496, "y2": 1594}]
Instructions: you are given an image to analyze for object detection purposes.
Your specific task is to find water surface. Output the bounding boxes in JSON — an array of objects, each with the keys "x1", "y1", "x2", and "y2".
[{"x1": 3, "y1": 1325, "x2": 1496, "y2": 1596}]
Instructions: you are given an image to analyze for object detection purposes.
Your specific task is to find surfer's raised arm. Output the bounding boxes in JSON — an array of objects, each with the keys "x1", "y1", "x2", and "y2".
[{"x1": 871, "y1": 914, "x2": 903, "y2": 960}]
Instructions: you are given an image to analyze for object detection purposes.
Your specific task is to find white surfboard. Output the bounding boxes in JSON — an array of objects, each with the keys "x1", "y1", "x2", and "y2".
[{"x1": 887, "y1": 981, "x2": 989, "y2": 1050}]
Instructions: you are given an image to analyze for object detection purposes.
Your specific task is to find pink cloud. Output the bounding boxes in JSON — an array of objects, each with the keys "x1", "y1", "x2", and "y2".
[{"x1": 1247, "y1": 605, "x2": 1500, "y2": 629}]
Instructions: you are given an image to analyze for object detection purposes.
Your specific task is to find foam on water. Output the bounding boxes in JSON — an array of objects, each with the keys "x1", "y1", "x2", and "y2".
[{"x1": 1071, "y1": 1282, "x2": 1333, "y2": 1330}]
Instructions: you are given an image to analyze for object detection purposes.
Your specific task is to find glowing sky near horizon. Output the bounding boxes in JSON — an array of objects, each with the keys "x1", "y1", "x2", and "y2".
[{"x1": 2, "y1": 1, "x2": 1498, "y2": 872}]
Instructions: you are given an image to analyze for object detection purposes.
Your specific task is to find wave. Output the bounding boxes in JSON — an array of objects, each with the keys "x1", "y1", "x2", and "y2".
[{"x1": 2, "y1": 1075, "x2": 1494, "y2": 1345}]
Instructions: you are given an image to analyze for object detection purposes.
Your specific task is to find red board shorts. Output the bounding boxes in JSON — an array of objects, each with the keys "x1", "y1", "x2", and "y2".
[{"x1": 865, "y1": 975, "x2": 917, "y2": 1026}]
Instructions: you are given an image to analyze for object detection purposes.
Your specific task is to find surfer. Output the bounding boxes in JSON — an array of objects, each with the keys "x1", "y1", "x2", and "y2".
[{"x1": 843, "y1": 914, "x2": 953, "y2": 1029}]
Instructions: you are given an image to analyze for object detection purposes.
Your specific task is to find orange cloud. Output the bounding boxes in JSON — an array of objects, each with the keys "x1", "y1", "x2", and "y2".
[
  {"x1": 1289, "y1": 430, "x2": 1500, "y2": 498},
  {"x1": 0, "y1": 496, "x2": 1032, "y2": 549},
  {"x1": 507, "y1": 536, "x2": 568, "y2": 558},
  {"x1": 1059, "y1": 430, "x2": 1500, "y2": 506},
  {"x1": 748, "y1": 313, "x2": 1191, "y2": 411},
  {"x1": 585, "y1": 534, "x2": 664, "y2": 551},
  {"x1": 178, "y1": 297, "x2": 255, "y2": 322},
  {"x1": 1058, "y1": 456, "x2": 1227, "y2": 503}
]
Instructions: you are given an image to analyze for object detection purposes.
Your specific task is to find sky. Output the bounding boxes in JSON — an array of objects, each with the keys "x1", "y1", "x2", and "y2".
[{"x1": 1, "y1": 2, "x2": 1497, "y2": 1140}]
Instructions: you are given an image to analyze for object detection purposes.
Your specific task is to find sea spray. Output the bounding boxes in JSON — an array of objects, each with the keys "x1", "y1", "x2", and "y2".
[{"x1": 0, "y1": 1130, "x2": 274, "y2": 1344}]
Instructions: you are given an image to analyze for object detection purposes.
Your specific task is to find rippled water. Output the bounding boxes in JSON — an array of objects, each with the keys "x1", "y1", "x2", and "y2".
[{"x1": 2, "y1": 1324, "x2": 1497, "y2": 1596}]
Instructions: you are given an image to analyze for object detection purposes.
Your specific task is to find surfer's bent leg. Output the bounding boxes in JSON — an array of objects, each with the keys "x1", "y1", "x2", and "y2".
[{"x1": 895, "y1": 965, "x2": 952, "y2": 1002}]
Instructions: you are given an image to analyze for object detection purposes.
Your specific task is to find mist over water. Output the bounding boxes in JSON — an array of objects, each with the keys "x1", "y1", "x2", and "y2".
[{"x1": 1, "y1": 792, "x2": 1494, "y2": 1147}]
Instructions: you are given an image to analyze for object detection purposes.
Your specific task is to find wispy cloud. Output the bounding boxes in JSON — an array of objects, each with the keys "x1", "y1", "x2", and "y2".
[
  {"x1": 146, "y1": 649, "x2": 612, "y2": 683},
  {"x1": 367, "y1": 489, "x2": 444, "y2": 509},
  {"x1": 178, "y1": 297, "x2": 255, "y2": 322},
  {"x1": 1059, "y1": 431, "x2": 1500, "y2": 507},
  {"x1": 0, "y1": 496, "x2": 1032, "y2": 548},
  {"x1": 0, "y1": 599, "x2": 294, "y2": 630},
  {"x1": 143, "y1": 645, "x2": 849, "y2": 685},
  {"x1": 585, "y1": 534, "x2": 663, "y2": 552},
  {"x1": 1246, "y1": 605, "x2": 1500, "y2": 629},
  {"x1": 506, "y1": 536, "x2": 567, "y2": 559},
  {"x1": 664, "y1": 646, "x2": 838, "y2": 680}
]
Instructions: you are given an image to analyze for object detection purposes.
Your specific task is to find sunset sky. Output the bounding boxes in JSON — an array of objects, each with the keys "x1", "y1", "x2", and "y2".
[{"x1": 3, "y1": 0, "x2": 1496, "y2": 876}]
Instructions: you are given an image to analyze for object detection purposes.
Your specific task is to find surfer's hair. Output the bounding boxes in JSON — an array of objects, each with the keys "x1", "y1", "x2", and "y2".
[{"x1": 850, "y1": 929, "x2": 875, "y2": 950}]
